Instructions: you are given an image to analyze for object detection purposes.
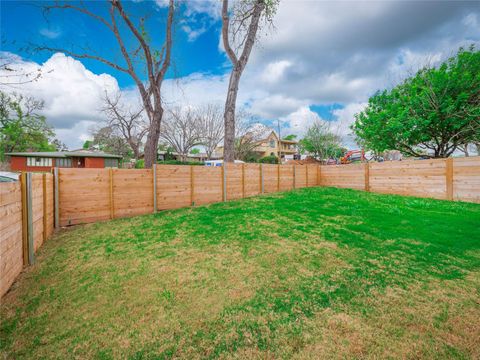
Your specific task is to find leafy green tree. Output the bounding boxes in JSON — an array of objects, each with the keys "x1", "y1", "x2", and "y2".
[
  {"x1": 82, "y1": 140, "x2": 93, "y2": 150},
  {"x1": 190, "y1": 148, "x2": 200, "y2": 154},
  {"x1": 353, "y1": 46, "x2": 480, "y2": 158},
  {"x1": 299, "y1": 121, "x2": 343, "y2": 160},
  {"x1": 134, "y1": 159, "x2": 145, "y2": 169},
  {"x1": 259, "y1": 155, "x2": 278, "y2": 164},
  {"x1": 90, "y1": 126, "x2": 132, "y2": 159},
  {"x1": 283, "y1": 134, "x2": 297, "y2": 141},
  {"x1": 0, "y1": 91, "x2": 61, "y2": 161}
]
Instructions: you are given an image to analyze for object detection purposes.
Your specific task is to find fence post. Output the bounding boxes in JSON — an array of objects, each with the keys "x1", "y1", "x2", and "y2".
[
  {"x1": 153, "y1": 165, "x2": 157, "y2": 213},
  {"x1": 293, "y1": 165, "x2": 296, "y2": 189},
  {"x1": 277, "y1": 164, "x2": 280, "y2": 192},
  {"x1": 446, "y1": 158, "x2": 454, "y2": 200},
  {"x1": 54, "y1": 167, "x2": 59, "y2": 229},
  {"x1": 20, "y1": 173, "x2": 28, "y2": 266},
  {"x1": 222, "y1": 163, "x2": 227, "y2": 202},
  {"x1": 109, "y1": 168, "x2": 114, "y2": 219},
  {"x1": 260, "y1": 164, "x2": 264, "y2": 193},
  {"x1": 42, "y1": 173, "x2": 47, "y2": 242},
  {"x1": 242, "y1": 163, "x2": 245, "y2": 198},
  {"x1": 190, "y1": 165, "x2": 195, "y2": 206},
  {"x1": 26, "y1": 173, "x2": 35, "y2": 265},
  {"x1": 364, "y1": 162, "x2": 370, "y2": 192}
]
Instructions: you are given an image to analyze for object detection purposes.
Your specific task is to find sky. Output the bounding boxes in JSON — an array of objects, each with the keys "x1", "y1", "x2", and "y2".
[{"x1": 0, "y1": 0, "x2": 479, "y2": 150}]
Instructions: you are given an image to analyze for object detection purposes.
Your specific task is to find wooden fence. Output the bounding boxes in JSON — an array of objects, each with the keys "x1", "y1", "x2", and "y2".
[
  {"x1": 1, "y1": 157, "x2": 479, "y2": 297},
  {"x1": 321, "y1": 157, "x2": 480, "y2": 203},
  {"x1": 0, "y1": 173, "x2": 53, "y2": 297},
  {"x1": 57, "y1": 164, "x2": 319, "y2": 226}
]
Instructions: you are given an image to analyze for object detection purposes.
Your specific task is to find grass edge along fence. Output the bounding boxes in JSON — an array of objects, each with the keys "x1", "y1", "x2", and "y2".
[
  {"x1": 0, "y1": 173, "x2": 54, "y2": 297},
  {"x1": 1, "y1": 156, "x2": 479, "y2": 297}
]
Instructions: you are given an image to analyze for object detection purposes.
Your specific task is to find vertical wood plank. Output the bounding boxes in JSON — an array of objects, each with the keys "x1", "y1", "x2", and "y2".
[
  {"x1": 277, "y1": 164, "x2": 280, "y2": 192},
  {"x1": 242, "y1": 163, "x2": 245, "y2": 198},
  {"x1": 20, "y1": 172, "x2": 28, "y2": 266},
  {"x1": 54, "y1": 167, "x2": 59, "y2": 229},
  {"x1": 153, "y1": 165, "x2": 157, "y2": 213},
  {"x1": 365, "y1": 162, "x2": 370, "y2": 192},
  {"x1": 190, "y1": 165, "x2": 195, "y2": 206},
  {"x1": 109, "y1": 168, "x2": 114, "y2": 219},
  {"x1": 446, "y1": 157, "x2": 453, "y2": 200},
  {"x1": 42, "y1": 173, "x2": 47, "y2": 242},
  {"x1": 260, "y1": 164, "x2": 264, "y2": 193},
  {"x1": 26, "y1": 173, "x2": 34, "y2": 265},
  {"x1": 222, "y1": 164, "x2": 227, "y2": 202},
  {"x1": 306, "y1": 165, "x2": 309, "y2": 187},
  {"x1": 293, "y1": 165, "x2": 296, "y2": 189},
  {"x1": 318, "y1": 165, "x2": 321, "y2": 186}
]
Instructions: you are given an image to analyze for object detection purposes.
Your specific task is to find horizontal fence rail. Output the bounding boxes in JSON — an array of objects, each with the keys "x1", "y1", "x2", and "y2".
[{"x1": 1, "y1": 156, "x2": 479, "y2": 297}]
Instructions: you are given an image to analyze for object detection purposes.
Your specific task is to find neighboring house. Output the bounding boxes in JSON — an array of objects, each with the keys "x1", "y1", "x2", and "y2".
[
  {"x1": 216, "y1": 131, "x2": 299, "y2": 163},
  {"x1": 6, "y1": 150, "x2": 122, "y2": 172},
  {"x1": 254, "y1": 131, "x2": 298, "y2": 161}
]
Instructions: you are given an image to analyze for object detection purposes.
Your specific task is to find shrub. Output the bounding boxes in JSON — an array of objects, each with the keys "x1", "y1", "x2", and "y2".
[
  {"x1": 159, "y1": 160, "x2": 205, "y2": 166},
  {"x1": 135, "y1": 159, "x2": 145, "y2": 168},
  {"x1": 259, "y1": 155, "x2": 279, "y2": 164}
]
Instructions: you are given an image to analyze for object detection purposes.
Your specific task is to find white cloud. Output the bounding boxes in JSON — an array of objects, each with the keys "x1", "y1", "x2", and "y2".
[
  {"x1": 39, "y1": 28, "x2": 62, "y2": 39},
  {"x1": 261, "y1": 60, "x2": 292, "y2": 84},
  {"x1": 279, "y1": 107, "x2": 323, "y2": 137},
  {"x1": 250, "y1": 94, "x2": 306, "y2": 119},
  {"x1": 181, "y1": 24, "x2": 208, "y2": 42},
  {"x1": 154, "y1": 0, "x2": 169, "y2": 8},
  {"x1": 0, "y1": 53, "x2": 119, "y2": 149},
  {"x1": 332, "y1": 102, "x2": 368, "y2": 148},
  {"x1": 183, "y1": 0, "x2": 221, "y2": 19}
]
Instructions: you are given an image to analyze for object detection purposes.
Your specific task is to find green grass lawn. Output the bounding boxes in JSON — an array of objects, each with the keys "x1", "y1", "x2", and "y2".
[{"x1": 1, "y1": 187, "x2": 479, "y2": 359}]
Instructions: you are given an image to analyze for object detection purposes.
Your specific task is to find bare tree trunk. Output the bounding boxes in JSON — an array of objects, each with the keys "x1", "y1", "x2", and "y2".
[
  {"x1": 130, "y1": 143, "x2": 141, "y2": 160},
  {"x1": 144, "y1": 109, "x2": 163, "y2": 166},
  {"x1": 223, "y1": 68, "x2": 242, "y2": 163},
  {"x1": 221, "y1": 0, "x2": 267, "y2": 162}
]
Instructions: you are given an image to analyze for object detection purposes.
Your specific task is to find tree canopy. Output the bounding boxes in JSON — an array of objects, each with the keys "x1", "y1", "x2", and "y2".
[
  {"x1": 0, "y1": 91, "x2": 64, "y2": 161},
  {"x1": 299, "y1": 121, "x2": 345, "y2": 160},
  {"x1": 352, "y1": 46, "x2": 480, "y2": 158},
  {"x1": 86, "y1": 126, "x2": 132, "y2": 159}
]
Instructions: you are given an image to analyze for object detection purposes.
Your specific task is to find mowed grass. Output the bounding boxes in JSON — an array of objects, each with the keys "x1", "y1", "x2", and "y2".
[{"x1": 1, "y1": 187, "x2": 480, "y2": 359}]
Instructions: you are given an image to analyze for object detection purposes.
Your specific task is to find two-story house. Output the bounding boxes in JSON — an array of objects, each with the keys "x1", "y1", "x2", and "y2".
[
  {"x1": 216, "y1": 130, "x2": 299, "y2": 163},
  {"x1": 254, "y1": 131, "x2": 298, "y2": 161}
]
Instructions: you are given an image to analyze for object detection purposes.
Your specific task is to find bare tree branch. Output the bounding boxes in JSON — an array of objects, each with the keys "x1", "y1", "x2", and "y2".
[
  {"x1": 160, "y1": 107, "x2": 203, "y2": 161},
  {"x1": 38, "y1": 0, "x2": 177, "y2": 167},
  {"x1": 101, "y1": 91, "x2": 147, "y2": 160},
  {"x1": 197, "y1": 104, "x2": 224, "y2": 159}
]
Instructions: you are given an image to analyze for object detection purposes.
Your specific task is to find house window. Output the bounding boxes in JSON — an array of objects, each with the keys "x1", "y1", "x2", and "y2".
[
  {"x1": 56, "y1": 158, "x2": 72, "y2": 168},
  {"x1": 104, "y1": 158, "x2": 119, "y2": 168},
  {"x1": 27, "y1": 157, "x2": 52, "y2": 167},
  {"x1": 269, "y1": 140, "x2": 275, "y2": 148}
]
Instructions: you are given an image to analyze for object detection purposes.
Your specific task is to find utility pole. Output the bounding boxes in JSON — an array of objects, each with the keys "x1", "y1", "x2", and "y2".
[{"x1": 277, "y1": 118, "x2": 282, "y2": 164}]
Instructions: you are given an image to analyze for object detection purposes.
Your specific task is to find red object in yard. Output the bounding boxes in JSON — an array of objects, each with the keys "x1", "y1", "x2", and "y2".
[{"x1": 340, "y1": 149, "x2": 366, "y2": 164}]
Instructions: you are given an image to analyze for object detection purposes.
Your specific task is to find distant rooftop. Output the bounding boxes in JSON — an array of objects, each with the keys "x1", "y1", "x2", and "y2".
[{"x1": 6, "y1": 151, "x2": 122, "y2": 159}]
